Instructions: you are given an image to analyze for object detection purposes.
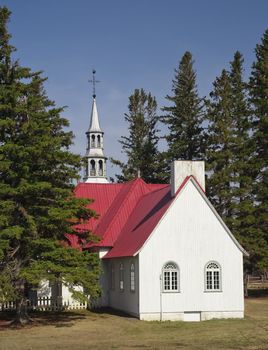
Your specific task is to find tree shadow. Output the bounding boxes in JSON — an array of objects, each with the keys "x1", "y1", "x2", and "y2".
[
  {"x1": 0, "y1": 310, "x2": 88, "y2": 330},
  {"x1": 248, "y1": 288, "x2": 268, "y2": 298}
]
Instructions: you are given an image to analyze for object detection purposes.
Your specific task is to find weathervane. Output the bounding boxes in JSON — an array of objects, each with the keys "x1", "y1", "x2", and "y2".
[{"x1": 88, "y1": 69, "x2": 100, "y2": 98}]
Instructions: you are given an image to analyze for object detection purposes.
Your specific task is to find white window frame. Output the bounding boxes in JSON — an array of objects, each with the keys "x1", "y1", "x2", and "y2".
[
  {"x1": 162, "y1": 262, "x2": 179, "y2": 293},
  {"x1": 130, "y1": 262, "x2": 135, "y2": 292},
  {"x1": 204, "y1": 261, "x2": 222, "y2": 292},
  {"x1": 119, "y1": 263, "x2": 124, "y2": 291}
]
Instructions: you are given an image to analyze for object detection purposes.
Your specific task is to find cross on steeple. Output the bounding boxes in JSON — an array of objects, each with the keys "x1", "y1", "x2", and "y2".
[{"x1": 88, "y1": 69, "x2": 100, "y2": 98}]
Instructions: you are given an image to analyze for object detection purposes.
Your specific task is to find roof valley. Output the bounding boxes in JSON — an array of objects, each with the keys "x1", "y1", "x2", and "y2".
[{"x1": 95, "y1": 178, "x2": 151, "y2": 246}]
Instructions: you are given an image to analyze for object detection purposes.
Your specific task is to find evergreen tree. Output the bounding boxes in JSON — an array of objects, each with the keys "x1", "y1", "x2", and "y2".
[
  {"x1": 205, "y1": 69, "x2": 235, "y2": 222},
  {"x1": 248, "y1": 29, "x2": 268, "y2": 272},
  {"x1": 112, "y1": 88, "x2": 165, "y2": 183},
  {"x1": 0, "y1": 7, "x2": 101, "y2": 324},
  {"x1": 206, "y1": 51, "x2": 268, "y2": 273},
  {"x1": 162, "y1": 51, "x2": 205, "y2": 163},
  {"x1": 228, "y1": 52, "x2": 264, "y2": 273}
]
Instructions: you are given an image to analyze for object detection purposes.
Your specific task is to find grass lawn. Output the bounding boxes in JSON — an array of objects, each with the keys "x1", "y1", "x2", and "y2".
[{"x1": 0, "y1": 297, "x2": 268, "y2": 350}]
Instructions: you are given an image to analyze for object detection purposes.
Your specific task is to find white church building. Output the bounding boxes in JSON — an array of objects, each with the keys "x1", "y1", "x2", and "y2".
[{"x1": 66, "y1": 79, "x2": 248, "y2": 322}]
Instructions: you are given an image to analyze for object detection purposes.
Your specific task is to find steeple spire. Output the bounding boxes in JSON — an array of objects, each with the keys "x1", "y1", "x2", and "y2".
[
  {"x1": 88, "y1": 97, "x2": 101, "y2": 132},
  {"x1": 83, "y1": 70, "x2": 108, "y2": 184}
]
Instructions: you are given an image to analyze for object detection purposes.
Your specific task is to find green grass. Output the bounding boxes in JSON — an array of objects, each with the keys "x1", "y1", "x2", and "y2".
[{"x1": 0, "y1": 297, "x2": 268, "y2": 350}]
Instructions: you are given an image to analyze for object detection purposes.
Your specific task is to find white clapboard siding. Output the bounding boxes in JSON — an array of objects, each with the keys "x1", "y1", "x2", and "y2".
[{"x1": 138, "y1": 179, "x2": 244, "y2": 320}]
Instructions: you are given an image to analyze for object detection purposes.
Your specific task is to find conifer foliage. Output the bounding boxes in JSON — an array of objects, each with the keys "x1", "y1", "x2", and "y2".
[
  {"x1": 205, "y1": 69, "x2": 234, "y2": 222},
  {"x1": 162, "y1": 51, "x2": 204, "y2": 162},
  {"x1": 248, "y1": 30, "x2": 268, "y2": 271},
  {"x1": 228, "y1": 52, "x2": 262, "y2": 272},
  {"x1": 112, "y1": 88, "x2": 165, "y2": 183},
  {"x1": 205, "y1": 50, "x2": 268, "y2": 273},
  {"x1": 0, "y1": 7, "x2": 101, "y2": 324}
]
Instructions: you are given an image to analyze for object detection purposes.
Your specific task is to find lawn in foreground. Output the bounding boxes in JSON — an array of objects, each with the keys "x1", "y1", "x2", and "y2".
[{"x1": 0, "y1": 297, "x2": 268, "y2": 350}]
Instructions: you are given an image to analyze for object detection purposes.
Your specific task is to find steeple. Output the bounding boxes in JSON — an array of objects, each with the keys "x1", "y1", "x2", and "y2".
[
  {"x1": 88, "y1": 98, "x2": 101, "y2": 132},
  {"x1": 83, "y1": 70, "x2": 108, "y2": 183}
]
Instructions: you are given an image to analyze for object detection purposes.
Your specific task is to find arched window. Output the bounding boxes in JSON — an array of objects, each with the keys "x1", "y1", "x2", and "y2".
[
  {"x1": 205, "y1": 261, "x2": 221, "y2": 291},
  {"x1": 97, "y1": 135, "x2": 101, "y2": 148},
  {"x1": 85, "y1": 162, "x2": 89, "y2": 177},
  {"x1": 119, "y1": 263, "x2": 124, "y2": 291},
  {"x1": 91, "y1": 135, "x2": 96, "y2": 148},
  {"x1": 99, "y1": 160, "x2": 103, "y2": 176},
  {"x1": 90, "y1": 159, "x2": 96, "y2": 176},
  {"x1": 162, "y1": 262, "x2": 179, "y2": 292},
  {"x1": 130, "y1": 262, "x2": 135, "y2": 292}
]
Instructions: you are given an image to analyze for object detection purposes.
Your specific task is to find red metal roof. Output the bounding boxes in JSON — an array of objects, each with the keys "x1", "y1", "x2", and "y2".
[
  {"x1": 72, "y1": 177, "x2": 190, "y2": 258},
  {"x1": 103, "y1": 176, "x2": 190, "y2": 258},
  {"x1": 74, "y1": 182, "x2": 124, "y2": 231}
]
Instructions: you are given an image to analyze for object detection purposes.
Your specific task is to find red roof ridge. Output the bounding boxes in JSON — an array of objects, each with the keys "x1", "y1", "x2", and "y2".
[
  {"x1": 190, "y1": 175, "x2": 206, "y2": 193},
  {"x1": 95, "y1": 178, "x2": 149, "y2": 244},
  {"x1": 136, "y1": 183, "x2": 170, "y2": 200},
  {"x1": 110, "y1": 184, "x2": 171, "y2": 244},
  {"x1": 173, "y1": 176, "x2": 191, "y2": 197}
]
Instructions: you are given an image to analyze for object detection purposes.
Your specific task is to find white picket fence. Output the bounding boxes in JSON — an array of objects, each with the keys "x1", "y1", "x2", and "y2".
[{"x1": 0, "y1": 297, "x2": 87, "y2": 312}]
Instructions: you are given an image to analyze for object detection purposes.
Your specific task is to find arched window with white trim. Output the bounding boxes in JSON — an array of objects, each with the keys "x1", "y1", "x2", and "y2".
[
  {"x1": 130, "y1": 262, "x2": 135, "y2": 292},
  {"x1": 90, "y1": 159, "x2": 96, "y2": 176},
  {"x1": 97, "y1": 135, "x2": 101, "y2": 148},
  {"x1": 98, "y1": 160, "x2": 103, "y2": 176},
  {"x1": 162, "y1": 262, "x2": 179, "y2": 292},
  {"x1": 119, "y1": 263, "x2": 124, "y2": 291},
  {"x1": 91, "y1": 134, "x2": 96, "y2": 148},
  {"x1": 205, "y1": 261, "x2": 221, "y2": 291}
]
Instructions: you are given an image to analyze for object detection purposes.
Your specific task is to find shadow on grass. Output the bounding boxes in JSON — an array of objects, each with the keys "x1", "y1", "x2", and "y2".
[
  {"x1": 0, "y1": 310, "x2": 88, "y2": 330},
  {"x1": 91, "y1": 306, "x2": 137, "y2": 320},
  {"x1": 247, "y1": 288, "x2": 268, "y2": 298}
]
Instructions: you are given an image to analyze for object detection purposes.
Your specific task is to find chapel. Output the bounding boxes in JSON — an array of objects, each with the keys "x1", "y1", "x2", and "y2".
[{"x1": 67, "y1": 79, "x2": 247, "y2": 321}]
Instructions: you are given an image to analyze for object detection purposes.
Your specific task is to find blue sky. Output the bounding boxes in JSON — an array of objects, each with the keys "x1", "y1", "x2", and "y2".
[{"x1": 2, "y1": 0, "x2": 268, "y2": 179}]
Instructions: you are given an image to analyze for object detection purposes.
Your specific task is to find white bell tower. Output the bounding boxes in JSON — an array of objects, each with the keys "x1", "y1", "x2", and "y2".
[{"x1": 83, "y1": 70, "x2": 108, "y2": 183}]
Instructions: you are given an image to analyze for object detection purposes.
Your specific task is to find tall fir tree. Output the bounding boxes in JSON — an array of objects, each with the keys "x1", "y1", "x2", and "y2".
[
  {"x1": 228, "y1": 52, "x2": 265, "y2": 273},
  {"x1": 111, "y1": 88, "x2": 165, "y2": 183},
  {"x1": 248, "y1": 29, "x2": 268, "y2": 272},
  {"x1": 205, "y1": 69, "x2": 235, "y2": 223},
  {"x1": 0, "y1": 7, "x2": 101, "y2": 324},
  {"x1": 206, "y1": 51, "x2": 268, "y2": 273},
  {"x1": 162, "y1": 51, "x2": 205, "y2": 165}
]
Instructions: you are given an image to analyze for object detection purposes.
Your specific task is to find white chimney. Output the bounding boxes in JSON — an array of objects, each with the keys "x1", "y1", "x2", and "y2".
[{"x1": 171, "y1": 160, "x2": 205, "y2": 196}]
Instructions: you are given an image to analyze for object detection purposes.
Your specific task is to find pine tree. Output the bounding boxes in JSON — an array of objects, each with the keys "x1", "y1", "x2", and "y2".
[
  {"x1": 248, "y1": 29, "x2": 268, "y2": 272},
  {"x1": 111, "y1": 88, "x2": 165, "y2": 183},
  {"x1": 162, "y1": 51, "x2": 205, "y2": 164},
  {"x1": 228, "y1": 52, "x2": 263, "y2": 273},
  {"x1": 0, "y1": 7, "x2": 101, "y2": 324},
  {"x1": 206, "y1": 51, "x2": 268, "y2": 274},
  {"x1": 205, "y1": 69, "x2": 235, "y2": 223}
]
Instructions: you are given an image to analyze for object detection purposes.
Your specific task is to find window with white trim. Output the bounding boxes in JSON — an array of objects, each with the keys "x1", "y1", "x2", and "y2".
[
  {"x1": 110, "y1": 263, "x2": 115, "y2": 290},
  {"x1": 130, "y1": 262, "x2": 135, "y2": 292},
  {"x1": 119, "y1": 263, "x2": 124, "y2": 291},
  {"x1": 205, "y1": 261, "x2": 221, "y2": 291},
  {"x1": 162, "y1": 262, "x2": 179, "y2": 292}
]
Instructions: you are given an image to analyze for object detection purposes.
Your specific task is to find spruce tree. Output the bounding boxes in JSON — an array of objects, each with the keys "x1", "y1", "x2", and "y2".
[
  {"x1": 205, "y1": 69, "x2": 235, "y2": 223},
  {"x1": 206, "y1": 51, "x2": 268, "y2": 274},
  {"x1": 162, "y1": 51, "x2": 205, "y2": 163},
  {"x1": 248, "y1": 29, "x2": 268, "y2": 272},
  {"x1": 112, "y1": 88, "x2": 165, "y2": 183},
  {"x1": 228, "y1": 52, "x2": 262, "y2": 273},
  {"x1": 0, "y1": 7, "x2": 101, "y2": 324}
]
